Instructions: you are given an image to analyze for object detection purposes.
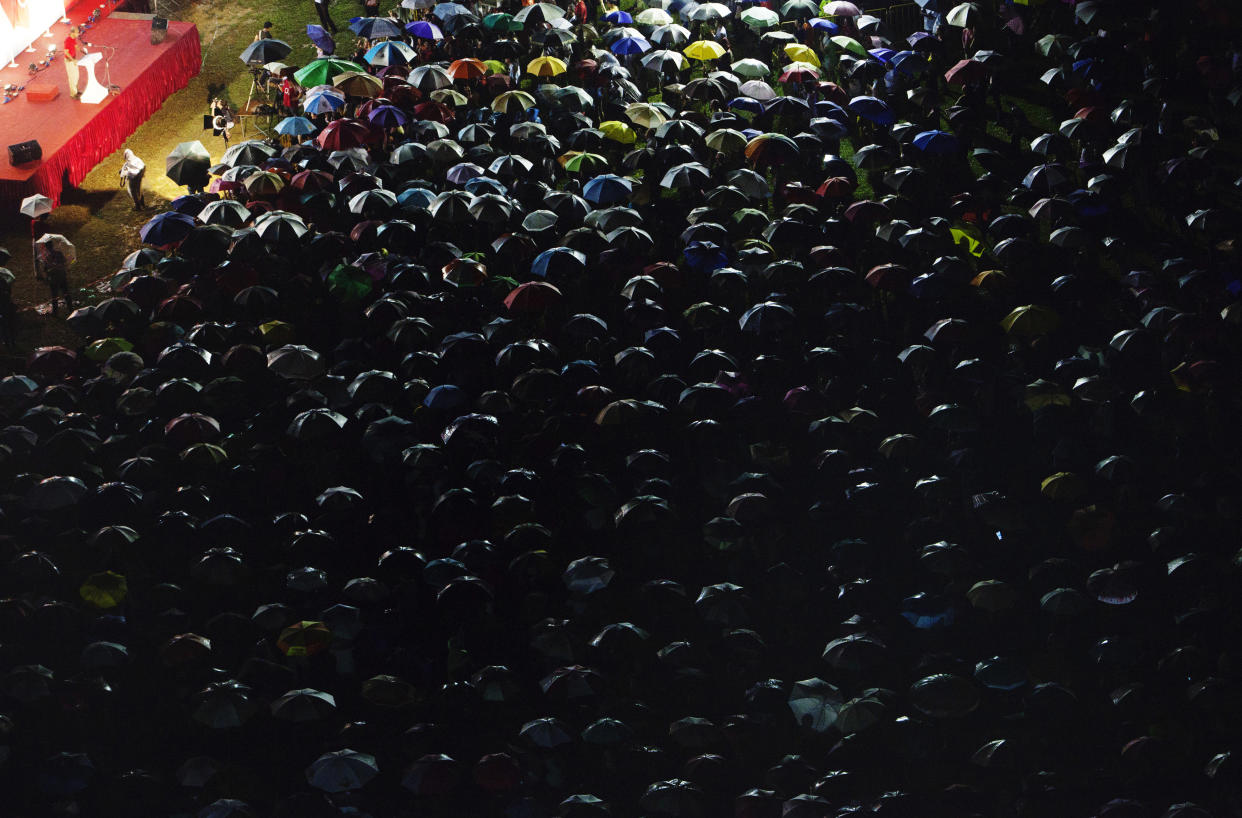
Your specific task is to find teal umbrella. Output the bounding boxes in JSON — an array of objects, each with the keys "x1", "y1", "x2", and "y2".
[{"x1": 276, "y1": 116, "x2": 316, "y2": 136}]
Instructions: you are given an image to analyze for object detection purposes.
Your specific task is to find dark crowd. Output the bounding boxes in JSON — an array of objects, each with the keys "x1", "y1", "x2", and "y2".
[{"x1": 5, "y1": 0, "x2": 1242, "y2": 816}]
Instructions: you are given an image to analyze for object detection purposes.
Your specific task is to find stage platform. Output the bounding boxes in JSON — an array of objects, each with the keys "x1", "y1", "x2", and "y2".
[{"x1": 0, "y1": 14, "x2": 200, "y2": 217}]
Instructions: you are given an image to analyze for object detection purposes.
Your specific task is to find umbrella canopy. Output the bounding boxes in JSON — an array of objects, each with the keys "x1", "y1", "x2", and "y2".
[
  {"x1": 166, "y1": 140, "x2": 212, "y2": 185},
  {"x1": 20, "y1": 193, "x2": 53, "y2": 218},
  {"x1": 295, "y1": 58, "x2": 366, "y2": 88},
  {"x1": 240, "y1": 38, "x2": 291, "y2": 64}
]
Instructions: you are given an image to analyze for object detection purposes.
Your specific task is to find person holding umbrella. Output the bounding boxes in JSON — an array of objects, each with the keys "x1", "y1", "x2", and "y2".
[
  {"x1": 167, "y1": 140, "x2": 212, "y2": 194},
  {"x1": 34, "y1": 236, "x2": 74, "y2": 316},
  {"x1": 118, "y1": 148, "x2": 147, "y2": 210}
]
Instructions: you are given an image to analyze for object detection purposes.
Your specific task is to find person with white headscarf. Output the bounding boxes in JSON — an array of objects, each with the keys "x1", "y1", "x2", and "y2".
[{"x1": 119, "y1": 148, "x2": 146, "y2": 210}]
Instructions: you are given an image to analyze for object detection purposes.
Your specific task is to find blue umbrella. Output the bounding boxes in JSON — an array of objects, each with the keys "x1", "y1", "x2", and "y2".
[
  {"x1": 367, "y1": 105, "x2": 409, "y2": 128},
  {"x1": 891, "y1": 50, "x2": 927, "y2": 74},
  {"x1": 424, "y1": 384, "x2": 468, "y2": 410},
  {"x1": 684, "y1": 240, "x2": 728, "y2": 273},
  {"x1": 868, "y1": 47, "x2": 895, "y2": 65},
  {"x1": 139, "y1": 211, "x2": 196, "y2": 246},
  {"x1": 728, "y1": 96, "x2": 765, "y2": 114},
  {"x1": 397, "y1": 187, "x2": 436, "y2": 208},
  {"x1": 909, "y1": 272, "x2": 954, "y2": 300},
  {"x1": 848, "y1": 95, "x2": 895, "y2": 125},
  {"x1": 303, "y1": 92, "x2": 346, "y2": 114},
  {"x1": 531, "y1": 247, "x2": 587, "y2": 278},
  {"x1": 364, "y1": 39, "x2": 417, "y2": 66},
  {"x1": 912, "y1": 129, "x2": 960, "y2": 154},
  {"x1": 813, "y1": 100, "x2": 849, "y2": 119},
  {"x1": 306, "y1": 24, "x2": 335, "y2": 55},
  {"x1": 464, "y1": 176, "x2": 507, "y2": 195},
  {"x1": 605, "y1": 9, "x2": 634, "y2": 23},
  {"x1": 808, "y1": 17, "x2": 839, "y2": 32},
  {"x1": 611, "y1": 36, "x2": 651, "y2": 55},
  {"x1": 406, "y1": 20, "x2": 445, "y2": 39},
  {"x1": 349, "y1": 16, "x2": 405, "y2": 38},
  {"x1": 276, "y1": 116, "x2": 317, "y2": 136},
  {"x1": 583, "y1": 174, "x2": 633, "y2": 205},
  {"x1": 38, "y1": 752, "x2": 94, "y2": 797},
  {"x1": 169, "y1": 195, "x2": 207, "y2": 216}
]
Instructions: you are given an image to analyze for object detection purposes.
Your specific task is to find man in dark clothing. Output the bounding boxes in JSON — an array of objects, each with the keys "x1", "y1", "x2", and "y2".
[
  {"x1": 39, "y1": 248, "x2": 72, "y2": 316},
  {"x1": 313, "y1": 0, "x2": 339, "y2": 33}
]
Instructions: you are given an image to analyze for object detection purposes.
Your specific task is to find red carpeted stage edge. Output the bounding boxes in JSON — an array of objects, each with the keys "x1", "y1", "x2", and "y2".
[{"x1": 0, "y1": 13, "x2": 200, "y2": 217}]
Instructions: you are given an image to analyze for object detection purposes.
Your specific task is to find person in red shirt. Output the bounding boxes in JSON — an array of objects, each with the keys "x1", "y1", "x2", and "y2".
[{"x1": 64, "y1": 25, "x2": 84, "y2": 99}]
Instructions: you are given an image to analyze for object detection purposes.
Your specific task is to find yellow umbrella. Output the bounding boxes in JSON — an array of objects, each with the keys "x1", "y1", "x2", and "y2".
[
  {"x1": 600, "y1": 120, "x2": 638, "y2": 144},
  {"x1": 1041, "y1": 471, "x2": 1087, "y2": 501},
  {"x1": 526, "y1": 56, "x2": 568, "y2": 77},
  {"x1": 80, "y1": 571, "x2": 128, "y2": 609},
  {"x1": 483, "y1": 59, "x2": 507, "y2": 74},
  {"x1": 1023, "y1": 378, "x2": 1070, "y2": 411},
  {"x1": 259, "y1": 320, "x2": 296, "y2": 346},
  {"x1": 332, "y1": 71, "x2": 384, "y2": 97},
  {"x1": 1000, "y1": 304, "x2": 1059, "y2": 336},
  {"x1": 684, "y1": 40, "x2": 726, "y2": 61},
  {"x1": 431, "y1": 88, "x2": 470, "y2": 106},
  {"x1": 492, "y1": 90, "x2": 537, "y2": 113},
  {"x1": 277, "y1": 620, "x2": 334, "y2": 657},
  {"x1": 625, "y1": 102, "x2": 668, "y2": 129},
  {"x1": 783, "y1": 43, "x2": 821, "y2": 67}
]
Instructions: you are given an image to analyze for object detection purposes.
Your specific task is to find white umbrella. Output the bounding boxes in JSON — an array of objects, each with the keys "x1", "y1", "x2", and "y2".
[
  {"x1": 35, "y1": 234, "x2": 76, "y2": 264},
  {"x1": 788, "y1": 677, "x2": 844, "y2": 731},
  {"x1": 20, "y1": 194, "x2": 53, "y2": 218}
]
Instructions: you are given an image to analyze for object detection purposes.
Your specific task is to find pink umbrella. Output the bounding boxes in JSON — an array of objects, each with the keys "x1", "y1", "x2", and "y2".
[{"x1": 822, "y1": 1, "x2": 861, "y2": 16}]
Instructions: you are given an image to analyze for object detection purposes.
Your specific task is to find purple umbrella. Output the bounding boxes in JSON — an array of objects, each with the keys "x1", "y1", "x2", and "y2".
[
  {"x1": 406, "y1": 20, "x2": 444, "y2": 39},
  {"x1": 306, "y1": 24, "x2": 335, "y2": 56},
  {"x1": 367, "y1": 104, "x2": 409, "y2": 128}
]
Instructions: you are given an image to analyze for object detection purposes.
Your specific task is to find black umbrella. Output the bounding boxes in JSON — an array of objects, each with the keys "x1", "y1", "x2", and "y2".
[
  {"x1": 239, "y1": 38, "x2": 292, "y2": 65},
  {"x1": 166, "y1": 141, "x2": 212, "y2": 186}
]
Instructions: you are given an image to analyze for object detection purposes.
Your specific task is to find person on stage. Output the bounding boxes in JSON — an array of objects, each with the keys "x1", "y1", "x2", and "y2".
[{"x1": 64, "y1": 25, "x2": 85, "y2": 99}]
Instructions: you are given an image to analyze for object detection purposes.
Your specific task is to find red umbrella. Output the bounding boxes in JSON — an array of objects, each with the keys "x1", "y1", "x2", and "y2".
[
  {"x1": 165, "y1": 413, "x2": 222, "y2": 447},
  {"x1": 944, "y1": 58, "x2": 987, "y2": 86},
  {"x1": 816, "y1": 176, "x2": 857, "y2": 198},
  {"x1": 412, "y1": 101, "x2": 455, "y2": 123},
  {"x1": 865, "y1": 263, "x2": 911, "y2": 291},
  {"x1": 316, "y1": 118, "x2": 373, "y2": 150},
  {"x1": 503, "y1": 281, "x2": 563, "y2": 314},
  {"x1": 288, "y1": 170, "x2": 332, "y2": 192},
  {"x1": 843, "y1": 199, "x2": 889, "y2": 224}
]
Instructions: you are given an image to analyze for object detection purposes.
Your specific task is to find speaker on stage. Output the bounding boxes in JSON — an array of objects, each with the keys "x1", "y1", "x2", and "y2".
[
  {"x1": 8, "y1": 140, "x2": 42, "y2": 166},
  {"x1": 151, "y1": 15, "x2": 168, "y2": 44}
]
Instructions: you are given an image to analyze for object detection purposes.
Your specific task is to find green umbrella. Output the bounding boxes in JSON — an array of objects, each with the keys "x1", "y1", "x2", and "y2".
[
  {"x1": 483, "y1": 12, "x2": 523, "y2": 31},
  {"x1": 326, "y1": 264, "x2": 373, "y2": 304},
  {"x1": 294, "y1": 58, "x2": 367, "y2": 89},
  {"x1": 829, "y1": 35, "x2": 868, "y2": 58},
  {"x1": 739, "y1": 6, "x2": 780, "y2": 29}
]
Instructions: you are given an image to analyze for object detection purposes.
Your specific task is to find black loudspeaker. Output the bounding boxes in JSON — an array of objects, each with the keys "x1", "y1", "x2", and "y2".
[
  {"x1": 8, "y1": 140, "x2": 42, "y2": 165},
  {"x1": 150, "y1": 15, "x2": 168, "y2": 44}
]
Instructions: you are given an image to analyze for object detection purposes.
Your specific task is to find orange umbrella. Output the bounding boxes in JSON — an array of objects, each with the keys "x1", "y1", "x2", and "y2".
[{"x1": 448, "y1": 58, "x2": 488, "y2": 80}]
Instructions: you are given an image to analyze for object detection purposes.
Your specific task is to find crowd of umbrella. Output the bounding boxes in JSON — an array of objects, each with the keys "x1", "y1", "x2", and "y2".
[{"x1": 6, "y1": 0, "x2": 1242, "y2": 815}]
